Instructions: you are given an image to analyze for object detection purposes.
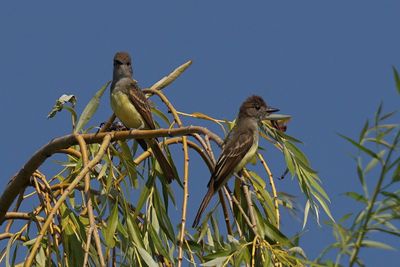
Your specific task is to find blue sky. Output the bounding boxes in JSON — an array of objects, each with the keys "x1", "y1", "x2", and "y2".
[{"x1": 1, "y1": 1, "x2": 399, "y2": 265}]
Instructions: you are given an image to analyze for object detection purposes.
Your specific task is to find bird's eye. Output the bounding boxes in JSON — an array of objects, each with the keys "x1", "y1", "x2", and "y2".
[{"x1": 114, "y1": 60, "x2": 122, "y2": 66}]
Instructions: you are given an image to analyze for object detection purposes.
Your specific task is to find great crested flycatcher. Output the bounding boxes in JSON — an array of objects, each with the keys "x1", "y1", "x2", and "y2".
[
  {"x1": 192, "y1": 95, "x2": 279, "y2": 227},
  {"x1": 110, "y1": 52, "x2": 176, "y2": 183}
]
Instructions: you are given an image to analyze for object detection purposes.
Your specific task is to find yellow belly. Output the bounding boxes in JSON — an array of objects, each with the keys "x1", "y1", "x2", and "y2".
[{"x1": 110, "y1": 91, "x2": 145, "y2": 129}]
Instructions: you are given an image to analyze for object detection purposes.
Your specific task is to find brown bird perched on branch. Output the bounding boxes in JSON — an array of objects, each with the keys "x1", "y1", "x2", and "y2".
[
  {"x1": 110, "y1": 52, "x2": 176, "y2": 183},
  {"x1": 192, "y1": 95, "x2": 279, "y2": 227}
]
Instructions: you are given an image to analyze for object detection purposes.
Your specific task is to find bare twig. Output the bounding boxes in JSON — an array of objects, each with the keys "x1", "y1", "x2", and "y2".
[{"x1": 4, "y1": 212, "x2": 44, "y2": 222}]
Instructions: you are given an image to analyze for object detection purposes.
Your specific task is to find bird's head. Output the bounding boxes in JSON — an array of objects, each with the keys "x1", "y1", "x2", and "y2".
[
  {"x1": 239, "y1": 95, "x2": 279, "y2": 121},
  {"x1": 113, "y1": 52, "x2": 133, "y2": 79}
]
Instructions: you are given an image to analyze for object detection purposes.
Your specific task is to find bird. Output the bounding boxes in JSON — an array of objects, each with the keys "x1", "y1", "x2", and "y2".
[
  {"x1": 109, "y1": 51, "x2": 176, "y2": 183},
  {"x1": 192, "y1": 95, "x2": 279, "y2": 227}
]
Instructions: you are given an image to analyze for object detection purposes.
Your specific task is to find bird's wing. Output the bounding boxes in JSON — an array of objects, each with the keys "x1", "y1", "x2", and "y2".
[
  {"x1": 127, "y1": 80, "x2": 156, "y2": 129},
  {"x1": 209, "y1": 129, "x2": 254, "y2": 191}
]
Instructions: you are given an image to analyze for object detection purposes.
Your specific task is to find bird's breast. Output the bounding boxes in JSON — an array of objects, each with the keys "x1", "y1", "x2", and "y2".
[{"x1": 110, "y1": 90, "x2": 145, "y2": 129}]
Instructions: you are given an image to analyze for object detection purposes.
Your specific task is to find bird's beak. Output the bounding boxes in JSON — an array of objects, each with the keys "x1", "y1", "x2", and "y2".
[{"x1": 267, "y1": 107, "x2": 279, "y2": 113}]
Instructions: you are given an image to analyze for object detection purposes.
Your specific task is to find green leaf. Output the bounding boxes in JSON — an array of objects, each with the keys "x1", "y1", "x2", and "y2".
[
  {"x1": 338, "y1": 134, "x2": 379, "y2": 159},
  {"x1": 379, "y1": 110, "x2": 397, "y2": 122},
  {"x1": 152, "y1": 107, "x2": 172, "y2": 127},
  {"x1": 126, "y1": 212, "x2": 145, "y2": 249},
  {"x1": 392, "y1": 66, "x2": 400, "y2": 94},
  {"x1": 365, "y1": 150, "x2": 385, "y2": 173},
  {"x1": 74, "y1": 80, "x2": 111, "y2": 133},
  {"x1": 201, "y1": 256, "x2": 229, "y2": 266},
  {"x1": 47, "y1": 94, "x2": 77, "y2": 118},
  {"x1": 105, "y1": 200, "x2": 119, "y2": 248},
  {"x1": 150, "y1": 60, "x2": 192, "y2": 91},
  {"x1": 339, "y1": 213, "x2": 353, "y2": 223},
  {"x1": 259, "y1": 214, "x2": 290, "y2": 244},
  {"x1": 287, "y1": 246, "x2": 307, "y2": 259},
  {"x1": 283, "y1": 146, "x2": 296, "y2": 177},
  {"x1": 302, "y1": 200, "x2": 310, "y2": 229},
  {"x1": 375, "y1": 102, "x2": 383, "y2": 124},
  {"x1": 35, "y1": 247, "x2": 46, "y2": 267},
  {"x1": 314, "y1": 192, "x2": 335, "y2": 223},
  {"x1": 345, "y1": 192, "x2": 368, "y2": 203},
  {"x1": 148, "y1": 224, "x2": 170, "y2": 260},
  {"x1": 285, "y1": 141, "x2": 310, "y2": 166},
  {"x1": 277, "y1": 131, "x2": 303, "y2": 143},
  {"x1": 133, "y1": 174, "x2": 155, "y2": 219},
  {"x1": 136, "y1": 247, "x2": 159, "y2": 267},
  {"x1": 356, "y1": 159, "x2": 368, "y2": 196},
  {"x1": 361, "y1": 240, "x2": 395, "y2": 250},
  {"x1": 153, "y1": 186, "x2": 176, "y2": 242},
  {"x1": 359, "y1": 119, "x2": 369, "y2": 141},
  {"x1": 307, "y1": 174, "x2": 330, "y2": 202},
  {"x1": 248, "y1": 170, "x2": 266, "y2": 189},
  {"x1": 392, "y1": 162, "x2": 400, "y2": 183},
  {"x1": 117, "y1": 140, "x2": 138, "y2": 188}
]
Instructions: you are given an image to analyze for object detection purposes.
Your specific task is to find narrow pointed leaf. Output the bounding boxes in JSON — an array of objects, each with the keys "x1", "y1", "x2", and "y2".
[
  {"x1": 105, "y1": 200, "x2": 119, "y2": 248},
  {"x1": 74, "y1": 81, "x2": 111, "y2": 133},
  {"x1": 361, "y1": 240, "x2": 395, "y2": 250},
  {"x1": 339, "y1": 134, "x2": 379, "y2": 159},
  {"x1": 392, "y1": 66, "x2": 400, "y2": 94},
  {"x1": 136, "y1": 247, "x2": 158, "y2": 267}
]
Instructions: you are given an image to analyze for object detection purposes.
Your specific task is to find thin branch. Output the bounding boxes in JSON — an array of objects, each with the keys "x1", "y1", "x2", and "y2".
[
  {"x1": 0, "y1": 232, "x2": 28, "y2": 242},
  {"x1": 4, "y1": 212, "x2": 44, "y2": 222}
]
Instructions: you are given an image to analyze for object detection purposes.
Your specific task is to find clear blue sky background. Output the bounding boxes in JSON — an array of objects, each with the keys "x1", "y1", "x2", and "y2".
[{"x1": 1, "y1": 1, "x2": 399, "y2": 265}]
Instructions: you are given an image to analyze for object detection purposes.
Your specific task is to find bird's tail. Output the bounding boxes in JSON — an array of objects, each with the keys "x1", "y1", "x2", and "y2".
[
  {"x1": 148, "y1": 139, "x2": 176, "y2": 183},
  {"x1": 192, "y1": 184, "x2": 215, "y2": 228}
]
